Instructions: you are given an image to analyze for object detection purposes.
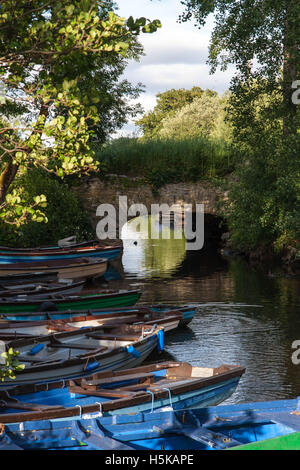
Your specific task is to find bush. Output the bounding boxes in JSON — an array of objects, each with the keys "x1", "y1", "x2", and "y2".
[
  {"x1": 0, "y1": 170, "x2": 93, "y2": 247},
  {"x1": 96, "y1": 136, "x2": 234, "y2": 189}
]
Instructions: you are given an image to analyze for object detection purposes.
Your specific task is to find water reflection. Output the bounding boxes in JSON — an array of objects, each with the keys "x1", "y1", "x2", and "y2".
[
  {"x1": 93, "y1": 216, "x2": 300, "y2": 404},
  {"x1": 121, "y1": 215, "x2": 186, "y2": 279}
]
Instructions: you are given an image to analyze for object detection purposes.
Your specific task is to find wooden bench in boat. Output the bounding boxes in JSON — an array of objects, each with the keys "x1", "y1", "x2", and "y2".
[
  {"x1": 68, "y1": 385, "x2": 139, "y2": 398},
  {"x1": 1, "y1": 399, "x2": 65, "y2": 412},
  {"x1": 69, "y1": 372, "x2": 191, "y2": 398},
  {"x1": 85, "y1": 333, "x2": 140, "y2": 341},
  {"x1": 18, "y1": 356, "x2": 54, "y2": 363},
  {"x1": 80, "y1": 371, "x2": 156, "y2": 388},
  {"x1": 0, "y1": 391, "x2": 65, "y2": 412},
  {"x1": 48, "y1": 341, "x2": 99, "y2": 351},
  {"x1": 19, "y1": 343, "x2": 109, "y2": 363}
]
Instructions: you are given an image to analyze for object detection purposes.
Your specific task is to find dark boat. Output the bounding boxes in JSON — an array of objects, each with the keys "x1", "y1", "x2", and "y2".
[
  {"x1": 0, "y1": 257, "x2": 108, "y2": 281},
  {"x1": 0, "y1": 307, "x2": 183, "y2": 338},
  {"x1": 0, "y1": 240, "x2": 122, "y2": 263},
  {"x1": 0, "y1": 280, "x2": 85, "y2": 299},
  {"x1": 0, "y1": 323, "x2": 163, "y2": 389},
  {"x1": 0, "y1": 303, "x2": 194, "y2": 327}
]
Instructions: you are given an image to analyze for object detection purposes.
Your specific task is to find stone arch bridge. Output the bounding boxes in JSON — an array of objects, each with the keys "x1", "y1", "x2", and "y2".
[{"x1": 75, "y1": 175, "x2": 227, "y2": 243}]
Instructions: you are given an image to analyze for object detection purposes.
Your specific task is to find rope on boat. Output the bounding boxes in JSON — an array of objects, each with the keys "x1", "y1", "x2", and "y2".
[
  {"x1": 95, "y1": 402, "x2": 103, "y2": 416},
  {"x1": 75, "y1": 404, "x2": 82, "y2": 418},
  {"x1": 146, "y1": 391, "x2": 155, "y2": 413},
  {"x1": 162, "y1": 388, "x2": 173, "y2": 409}
]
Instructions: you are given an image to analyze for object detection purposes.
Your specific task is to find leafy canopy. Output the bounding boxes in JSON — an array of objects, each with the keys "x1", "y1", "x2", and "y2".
[
  {"x1": 0, "y1": 0, "x2": 161, "y2": 225},
  {"x1": 136, "y1": 86, "x2": 213, "y2": 138}
]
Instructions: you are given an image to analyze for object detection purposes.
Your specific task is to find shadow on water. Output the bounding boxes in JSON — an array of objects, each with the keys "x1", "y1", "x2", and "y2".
[{"x1": 90, "y1": 216, "x2": 300, "y2": 404}]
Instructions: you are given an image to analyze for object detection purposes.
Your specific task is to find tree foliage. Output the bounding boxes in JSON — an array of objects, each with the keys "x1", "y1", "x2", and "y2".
[
  {"x1": 158, "y1": 91, "x2": 232, "y2": 142},
  {"x1": 180, "y1": 0, "x2": 300, "y2": 255},
  {"x1": 0, "y1": 348, "x2": 25, "y2": 382},
  {"x1": 136, "y1": 86, "x2": 212, "y2": 138},
  {"x1": 0, "y1": 0, "x2": 161, "y2": 226},
  {"x1": 0, "y1": 169, "x2": 94, "y2": 247}
]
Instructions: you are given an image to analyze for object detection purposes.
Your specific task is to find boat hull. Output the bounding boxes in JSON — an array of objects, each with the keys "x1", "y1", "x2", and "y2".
[
  {"x1": 0, "y1": 363, "x2": 245, "y2": 426},
  {"x1": 0, "y1": 257, "x2": 108, "y2": 281},
  {"x1": 0, "y1": 281, "x2": 85, "y2": 299},
  {"x1": 0, "y1": 309, "x2": 182, "y2": 337},
  {"x1": 0, "y1": 303, "x2": 190, "y2": 326},
  {"x1": 2, "y1": 397, "x2": 295, "y2": 451},
  {"x1": 0, "y1": 290, "x2": 141, "y2": 314},
  {"x1": 0, "y1": 329, "x2": 159, "y2": 389},
  {"x1": 0, "y1": 246, "x2": 122, "y2": 263}
]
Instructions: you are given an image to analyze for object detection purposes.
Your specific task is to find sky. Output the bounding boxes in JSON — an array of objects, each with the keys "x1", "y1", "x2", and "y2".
[{"x1": 115, "y1": 0, "x2": 235, "y2": 136}]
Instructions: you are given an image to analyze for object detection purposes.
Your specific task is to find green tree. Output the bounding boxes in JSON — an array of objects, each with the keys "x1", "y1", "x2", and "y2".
[
  {"x1": 158, "y1": 91, "x2": 232, "y2": 141},
  {"x1": 60, "y1": 1, "x2": 147, "y2": 145},
  {"x1": 180, "y1": 0, "x2": 300, "y2": 256},
  {"x1": 0, "y1": 0, "x2": 161, "y2": 226},
  {"x1": 136, "y1": 86, "x2": 215, "y2": 138},
  {"x1": 0, "y1": 169, "x2": 94, "y2": 247},
  {"x1": 180, "y1": 0, "x2": 300, "y2": 133}
]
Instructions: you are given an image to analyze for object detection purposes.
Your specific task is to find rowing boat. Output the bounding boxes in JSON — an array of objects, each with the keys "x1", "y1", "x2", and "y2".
[
  {"x1": 0, "y1": 257, "x2": 108, "y2": 281},
  {"x1": 0, "y1": 303, "x2": 193, "y2": 327},
  {"x1": 0, "y1": 241, "x2": 122, "y2": 263},
  {"x1": 1, "y1": 396, "x2": 299, "y2": 450},
  {"x1": 0, "y1": 307, "x2": 183, "y2": 338},
  {"x1": 0, "y1": 323, "x2": 163, "y2": 389},
  {"x1": 0, "y1": 272, "x2": 59, "y2": 287},
  {"x1": 0, "y1": 237, "x2": 105, "y2": 251},
  {"x1": 0, "y1": 361, "x2": 245, "y2": 424},
  {"x1": 0, "y1": 289, "x2": 142, "y2": 314},
  {"x1": 0, "y1": 280, "x2": 85, "y2": 299}
]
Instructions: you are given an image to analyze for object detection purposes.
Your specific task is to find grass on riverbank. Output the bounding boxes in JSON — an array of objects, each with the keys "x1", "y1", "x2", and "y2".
[{"x1": 95, "y1": 137, "x2": 235, "y2": 189}]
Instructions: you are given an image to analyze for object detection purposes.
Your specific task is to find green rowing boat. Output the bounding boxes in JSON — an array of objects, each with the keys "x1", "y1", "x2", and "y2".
[{"x1": 0, "y1": 290, "x2": 141, "y2": 314}]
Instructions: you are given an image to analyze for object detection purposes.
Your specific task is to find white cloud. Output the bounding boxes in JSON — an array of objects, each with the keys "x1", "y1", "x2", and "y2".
[
  {"x1": 115, "y1": 0, "x2": 235, "y2": 135},
  {"x1": 125, "y1": 63, "x2": 234, "y2": 95}
]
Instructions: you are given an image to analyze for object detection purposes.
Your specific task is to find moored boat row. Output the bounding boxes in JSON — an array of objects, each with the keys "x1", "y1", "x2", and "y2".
[
  {"x1": 2, "y1": 236, "x2": 285, "y2": 452},
  {"x1": 2, "y1": 395, "x2": 300, "y2": 450},
  {"x1": 0, "y1": 239, "x2": 123, "y2": 263}
]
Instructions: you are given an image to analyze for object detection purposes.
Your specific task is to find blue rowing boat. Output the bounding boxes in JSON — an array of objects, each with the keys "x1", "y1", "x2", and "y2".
[
  {"x1": 0, "y1": 304, "x2": 196, "y2": 327},
  {"x1": 0, "y1": 242, "x2": 122, "y2": 263},
  {"x1": 0, "y1": 362, "x2": 245, "y2": 425},
  {"x1": 1, "y1": 396, "x2": 300, "y2": 450}
]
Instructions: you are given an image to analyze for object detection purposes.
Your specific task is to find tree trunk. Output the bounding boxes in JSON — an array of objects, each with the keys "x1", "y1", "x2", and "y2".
[
  {"x1": 0, "y1": 160, "x2": 18, "y2": 205},
  {"x1": 0, "y1": 99, "x2": 50, "y2": 205}
]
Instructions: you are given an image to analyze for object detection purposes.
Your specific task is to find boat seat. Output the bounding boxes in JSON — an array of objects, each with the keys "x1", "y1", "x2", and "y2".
[
  {"x1": 148, "y1": 377, "x2": 201, "y2": 390},
  {"x1": 71, "y1": 420, "x2": 134, "y2": 450},
  {"x1": 172, "y1": 425, "x2": 242, "y2": 449},
  {"x1": 48, "y1": 342, "x2": 98, "y2": 351},
  {"x1": 19, "y1": 356, "x2": 51, "y2": 363},
  {"x1": 258, "y1": 412, "x2": 300, "y2": 432},
  {"x1": 85, "y1": 333, "x2": 140, "y2": 341},
  {"x1": 82, "y1": 372, "x2": 156, "y2": 387},
  {"x1": 2, "y1": 399, "x2": 65, "y2": 412},
  {"x1": 68, "y1": 384, "x2": 138, "y2": 398}
]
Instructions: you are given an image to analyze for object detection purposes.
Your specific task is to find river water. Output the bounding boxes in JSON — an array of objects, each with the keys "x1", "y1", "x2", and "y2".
[{"x1": 93, "y1": 216, "x2": 300, "y2": 405}]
